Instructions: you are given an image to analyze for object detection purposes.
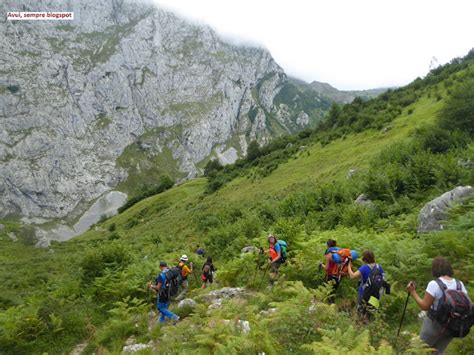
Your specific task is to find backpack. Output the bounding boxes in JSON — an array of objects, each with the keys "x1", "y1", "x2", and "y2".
[
  {"x1": 277, "y1": 240, "x2": 288, "y2": 262},
  {"x1": 327, "y1": 248, "x2": 357, "y2": 277},
  {"x1": 159, "y1": 267, "x2": 181, "y2": 300},
  {"x1": 361, "y1": 264, "x2": 385, "y2": 307},
  {"x1": 429, "y1": 279, "x2": 474, "y2": 338}
]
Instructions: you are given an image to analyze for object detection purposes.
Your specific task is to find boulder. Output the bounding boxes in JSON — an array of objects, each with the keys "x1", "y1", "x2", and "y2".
[
  {"x1": 347, "y1": 168, "x2": 357, "y2": 179},
  {"x1": 178, "y1": 298, "x2": 197, "y2": 308},
  {"x1": 205, "y1": 287, "x2": 246, "y2": 301},
  {"x1": 222, "y1": 319, "x2": 251, "y2": 334},
  {"x1": 417, "y1": 186, "x2": 474, "y2": 234},
  {"x1": 241, "y1": 246, "x2": 259, "y2": 254},
  {"x1": 122, "y1": 343, "x2": 152, "y2": 353},
  {"x1": 354, "y1": 193, "x2": 374, "y2": 208}
]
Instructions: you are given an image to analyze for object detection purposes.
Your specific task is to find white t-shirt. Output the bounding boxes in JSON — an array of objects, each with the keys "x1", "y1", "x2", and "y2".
[{"x1": 426, "y1": 277, "x2": 468, "y2": 310}]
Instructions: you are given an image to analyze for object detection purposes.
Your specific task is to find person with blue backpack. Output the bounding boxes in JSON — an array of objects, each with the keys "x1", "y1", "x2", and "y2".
[
  {"x1": 266, "y1": 235, "x2": 288, "y2": 278},
  {"x1": 147, "y1": 261, "x2": 180, "y2": 324}
]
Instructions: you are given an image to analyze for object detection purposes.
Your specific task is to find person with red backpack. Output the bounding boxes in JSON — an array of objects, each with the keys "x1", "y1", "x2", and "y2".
[{"x1": 407, "y1": 256, "x2": 472, "y2": 352}]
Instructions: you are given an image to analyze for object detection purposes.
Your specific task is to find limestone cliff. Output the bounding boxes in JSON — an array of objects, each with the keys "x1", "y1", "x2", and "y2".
[{"x1": 0, "y1": 0, "x2": 330, "y2": 221}]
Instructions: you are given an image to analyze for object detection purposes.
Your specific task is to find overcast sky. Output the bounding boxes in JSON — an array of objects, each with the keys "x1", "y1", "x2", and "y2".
[{"x1": 153, "y1": 0, "x2": 473, "y2": 90}]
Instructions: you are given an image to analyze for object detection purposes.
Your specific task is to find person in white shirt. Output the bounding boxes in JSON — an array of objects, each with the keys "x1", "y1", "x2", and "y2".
[{"x1": 407, "y1": 256, "x2": 468, "y2": 353}]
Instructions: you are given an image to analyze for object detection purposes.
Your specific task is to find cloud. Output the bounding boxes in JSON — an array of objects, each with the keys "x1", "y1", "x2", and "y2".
[{"x1": 152, "y1": 0, "x2": 473, "y2": 90}]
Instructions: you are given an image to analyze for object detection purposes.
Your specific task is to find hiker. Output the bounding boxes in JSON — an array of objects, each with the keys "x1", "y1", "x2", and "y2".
[
  {"x1": 176, "y1": 255, "x2": 193, "y2": 301},
  {"x1": 348, "y1": 250, "x2": 389, "y2": 319},
  {"x1": 147, "y1": 261, "x2": 180, "y2": 324},
  {"x1": 407, "y1": 256, "x2": 471, "y2": 353},
  {"x1": 320, "y1": 239, "x2": 341, "y2": 302},
  {"x1": 201, "y1": 256, "x2": 216, "y2": 289},
  {"x1": 266, "y1": 234, "x2": 285, "y2": 278},
  {"x1": 196, "y1": 245, "x2": 205, "y2": 257}
]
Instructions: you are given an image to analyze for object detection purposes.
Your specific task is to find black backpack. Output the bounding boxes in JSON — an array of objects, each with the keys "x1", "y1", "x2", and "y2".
[
  {"x1": 429, "y1": 279, "x2": 474, "y2": 338},
  {"x1": 159, "y1": 267, "x2": 181, "y2": 300},
  {"x1": 361, "y1": 264, "x2": 388, "y2": 305}
]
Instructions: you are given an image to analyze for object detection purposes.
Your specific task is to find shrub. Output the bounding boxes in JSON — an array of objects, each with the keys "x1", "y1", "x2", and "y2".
[{"x1": 439, "y1": 78, "x2": 474, "y2": 136}]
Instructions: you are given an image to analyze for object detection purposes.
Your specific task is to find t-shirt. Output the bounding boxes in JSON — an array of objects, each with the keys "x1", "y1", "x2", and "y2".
[
  {"x1": 325, "y1": 247, "x2": 339, "y2": 276},
  {"x1": 358, "y1": 264, "x2": 384, "y2": 297},
  {"x1": 269, "y1": 243, "x2": 281, "y2": 261},
  {"x1": 155, "y1": 269, "x2": 169, "y2": 302},
  {"x1": 426, "y1": 277, "x2": 468, "y2": 310},
  {"x1": 155, "y1": 269, "x2": 167, "y2": 286},
  {"x1": 179, "y1": 262, "x2": 191, "y2": 279}
]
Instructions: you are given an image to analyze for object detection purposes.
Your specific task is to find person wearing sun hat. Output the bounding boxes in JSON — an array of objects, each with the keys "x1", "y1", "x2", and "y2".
[{"x1": 176, "y1": 254, "x2": 193, "y2": 300}]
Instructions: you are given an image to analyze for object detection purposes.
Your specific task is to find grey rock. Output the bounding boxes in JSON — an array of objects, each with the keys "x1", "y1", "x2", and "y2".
[
  {"x1": 457, "y1": 159, "x2": 472, "y2": 169},
  {"x1": 0, "y1": 0, "x2": 328, "y2": 222},
  {"x1": 8, "y1": 232, "x2": 17, "y2": 242},
  {"x1": 417, "y1": 186, "x2": 474, "y2": 234},
  {"x1": 71, "y1": 342, "x2": 88, "y2": 355},
  {"x1": 259, "y1": 308, "x2": 278, "y2": 316},
  {"x1": 205, "y1": 287, "x2": 246, "y2": 301},
  {"x1": 354, "y1": 193, "x2": 374, "y2": 208},
  {"x1": 178, "y1": 298, "x2": 197, "y2": 308},
  {"x1": 222, "y1": 319, "x2": 251, "y2": 334},
  {"x1": 122, "y1": 343, "x2": 152, "y2": 353},
  {"x1": 241, "y1": 246, "x2": 259, "y2": 254},
  {"x1": 34, "y1": 191, "x2": 127, "y2": 246},
  {"x1": 0, "y1": 223, "x2": 4, "y2": 232},
  {"x1": 347, "y1": 168, "x2": 357, "y2": 178}
]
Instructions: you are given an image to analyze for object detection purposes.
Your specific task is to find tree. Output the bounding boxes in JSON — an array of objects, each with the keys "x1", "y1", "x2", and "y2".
[
  {"x1": 246, "y1": 140, "x2": 261, "y2": 161},
  {"x1": 439, "y1": 79, "x2": 474, "y2": 136}
]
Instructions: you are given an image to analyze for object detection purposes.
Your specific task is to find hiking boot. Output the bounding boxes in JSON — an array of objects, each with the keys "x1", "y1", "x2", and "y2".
[{"x1": 172, "y1": 316, "x2": 180, "y2": 325}]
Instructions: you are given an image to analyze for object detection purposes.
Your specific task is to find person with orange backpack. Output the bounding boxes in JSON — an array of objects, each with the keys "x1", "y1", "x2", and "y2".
[
  {"x1": 320, "y1": 239, "x2": 359, "y2": 302},
  {"x1": 319, "y1": 239, "x2": 341, "y2": 302}
]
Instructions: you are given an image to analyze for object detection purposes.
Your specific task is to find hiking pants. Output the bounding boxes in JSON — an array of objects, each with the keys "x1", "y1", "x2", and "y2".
[
  {"x1": 157, "y1": 301, "x2": 179, "y2": 323},
  {"x1": 420, "y1": 317, "x2": 453, "y2": 353},
  {"x1": 176, "y1": 279, "x2": 188, "y2": 301}
]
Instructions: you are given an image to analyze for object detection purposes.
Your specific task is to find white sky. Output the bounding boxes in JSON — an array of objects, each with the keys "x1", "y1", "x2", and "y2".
[{"x1": 153, "y1": 0, "x2": 473, "y2": 90}]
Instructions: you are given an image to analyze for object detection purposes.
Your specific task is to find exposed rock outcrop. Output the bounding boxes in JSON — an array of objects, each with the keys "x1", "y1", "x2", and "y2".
[
  {"x1": 417, "y1": 186, "x2": 474, "y2": 234},
  {"x1": 0, "y1": 0, "x2": 330, "y2": 222}
]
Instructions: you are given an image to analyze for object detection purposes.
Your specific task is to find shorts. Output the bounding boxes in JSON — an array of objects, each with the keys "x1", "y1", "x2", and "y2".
[{"x1": 271, "y1": 259, "x2": 283, "y2": 273}]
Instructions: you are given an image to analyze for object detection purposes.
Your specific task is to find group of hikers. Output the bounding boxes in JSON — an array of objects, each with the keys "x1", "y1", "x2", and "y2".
[
  {"x1": 148, "y1": 235, "x2": 472, "y2": 353},
  {"x1": 147, "y1": 253, "x2": 215, "y2": 324}
]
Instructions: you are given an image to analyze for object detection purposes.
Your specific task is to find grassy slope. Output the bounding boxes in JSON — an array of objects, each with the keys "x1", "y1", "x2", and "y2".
[{"x1": 1, "y1": 64, "x2": 473, "y2": 353}]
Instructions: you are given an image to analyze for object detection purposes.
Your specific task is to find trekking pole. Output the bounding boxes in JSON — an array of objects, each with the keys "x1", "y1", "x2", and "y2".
[
  {"x1": 251, "y1": 252, "x2": 262, "y2": 286},
  {"x1": 146, "y1": 274, "x2": 154, "y2": 312},
  {"x1": 397, "y1": 292, "x2": 411, "y2": 337},
  {"x1": 259, "y1": 262, "x2": 272, "y2": 287}
]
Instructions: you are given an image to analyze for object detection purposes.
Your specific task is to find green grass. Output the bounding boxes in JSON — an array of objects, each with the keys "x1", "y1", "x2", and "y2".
[{"x1": 1, "y1": 54, "x2": 473, "y2": 354}]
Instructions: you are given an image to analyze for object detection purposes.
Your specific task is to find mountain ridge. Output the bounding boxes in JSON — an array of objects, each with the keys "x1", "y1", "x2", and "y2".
[{"x1": 0, "y1": 0, "x2": 331, "y2": 222}]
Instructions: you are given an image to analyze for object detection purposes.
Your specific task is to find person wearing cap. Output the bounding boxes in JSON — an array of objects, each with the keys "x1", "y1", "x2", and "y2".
[
  {"x1": 176, "y1": 255, "x2": 193, "y2": 301},
  {"x1": 147, "y1": 261, "x2": 179, "y2": 324}
]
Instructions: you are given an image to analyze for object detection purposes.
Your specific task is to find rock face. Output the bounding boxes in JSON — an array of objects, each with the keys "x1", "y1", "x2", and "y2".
[
  {"x1": 417, "y1": 186, "x2": 474, "y2": 234},
  {"x1": 0, "y1": 0, "x2": 331, "y2": 221}
]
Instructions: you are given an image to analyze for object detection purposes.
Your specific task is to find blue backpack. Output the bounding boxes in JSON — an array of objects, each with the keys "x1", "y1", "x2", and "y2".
[{"x1": 277, "y1": 240, "x2": 288, "y2": 261}]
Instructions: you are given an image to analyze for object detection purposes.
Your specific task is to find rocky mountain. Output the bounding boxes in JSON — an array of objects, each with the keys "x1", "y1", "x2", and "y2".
[
  {"x1": 291, "y1": 77, "x2": 388, "y2": 104},
  {"x1": 0, "y1": 0, "x2": 331, "y2": 222}
]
